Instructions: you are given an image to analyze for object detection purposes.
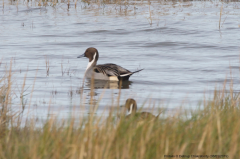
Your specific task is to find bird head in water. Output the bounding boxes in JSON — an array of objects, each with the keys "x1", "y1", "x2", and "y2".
[{"x1": 125, "y1": 98, "x2": 137, "y2": 115}]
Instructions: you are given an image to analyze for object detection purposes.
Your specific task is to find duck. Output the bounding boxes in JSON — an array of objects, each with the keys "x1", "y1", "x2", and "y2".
[
  {"x1": 77, "y1": 47, "x2": 143, "y2": 81},
  {"x1": 124, "y1": 98, "x2": 160, "y2": 120}
]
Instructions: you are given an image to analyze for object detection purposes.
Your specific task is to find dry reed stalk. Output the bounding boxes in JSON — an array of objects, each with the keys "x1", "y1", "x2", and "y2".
[
  {"x1": 20, "y1": 70, "x2": 28, "y2": 113},
  {"x1": 221, "y1": 14, "x2": 228, "y2": 28},
  {"x1": 219, "y1": 5, "x2": 223, "y2": 30},
  {"x1": 116, "y1": 80, "x2": 122, "y2": 107},
  {"x1": 4, "y1": 61, "x2": 12, "y2": 112},
  {"x1": 228, "y1": 123, "x2": 239, "y2": 158},
  {"x1": 216, "y1": 112, "x2": 222, "y2": 153},
  {"x1": 38, "y1": 0, "x2": 42, "y2": 6},
  {"x1": 43, "y1": 0, "x2": 47, "y2": 6},
  {"x1": 90, "y1": 76, "x2": 95, "y2": 107},
  {"x1": 0, "y1": 58, "x2": 3, "y2": 67},
  {"x1": 45, "y1": 56, "x2": 49, "y2": 76},
  {"x1": 0, "y1": 61, "x2": 13, "y2": 139},
  {"x1": 147, "y1": 0, "x2": 152, "y2": 26},
  {"x1": 67, "y1": 0, "x2": 70, "y2": 10},
  {"x1": 61, "y1": 58, "x2": 64, "y2": 76},
  {"x1": 27, "y1": 68, "x2": 38, "y2": 115},
  {"x1": 97, "y1": 0, "x2": 100, "y2": 8}
]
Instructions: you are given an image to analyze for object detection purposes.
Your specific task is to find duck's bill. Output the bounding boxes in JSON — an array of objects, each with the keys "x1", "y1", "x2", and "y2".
[{"x1": 77, "y1": 54, "x2": 85, "y2": 58}]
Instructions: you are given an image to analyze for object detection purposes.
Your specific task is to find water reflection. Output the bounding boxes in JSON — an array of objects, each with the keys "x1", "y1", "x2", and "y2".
[
  {"x1": 73, "y1": 79, "x2": 132, "y2": 111},
  {"x1": 85, "y1": 79, "x2": 132, "y2": 89}
]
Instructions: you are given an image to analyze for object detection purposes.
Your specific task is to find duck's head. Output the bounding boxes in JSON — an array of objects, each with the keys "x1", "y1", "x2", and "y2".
[
  {"x1": 77, "y1": 47, "x2": 99, "y2": 63},
  {"x1": 125, "y1": 98, "x2": 137, "y2": 115}
]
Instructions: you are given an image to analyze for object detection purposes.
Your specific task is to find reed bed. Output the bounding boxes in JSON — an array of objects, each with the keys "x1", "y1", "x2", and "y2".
[
  {"x1": 0, "y1": 64, "x2": 239, "y2": 159},
  {"x1": 4, "y1": 0, "x2": 233, "y2": 27},
  {"x1": 3, "y1": 0, "x2": 235, "y2": 27}
]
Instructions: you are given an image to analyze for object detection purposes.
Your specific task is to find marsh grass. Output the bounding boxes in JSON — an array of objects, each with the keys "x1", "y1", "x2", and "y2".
[
  {"x1": 0, "y1": 64, "x2": 239, "y2": 158},
  {"x1": 3, "y1": 0, "x2": 235, "y2": 27}
]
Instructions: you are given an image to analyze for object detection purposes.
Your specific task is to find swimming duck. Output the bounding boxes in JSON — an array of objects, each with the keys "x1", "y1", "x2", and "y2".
[
  {"x1": 124, "y1": 98, "x2": 159, "y2": 120},
  {"x1": 77, "y1": 47, "x2": 143, "y2": 81}
]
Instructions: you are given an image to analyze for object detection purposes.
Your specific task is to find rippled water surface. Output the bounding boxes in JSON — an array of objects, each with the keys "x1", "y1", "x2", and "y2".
[{"x1": 0, "y1": 0, "x2": 240, "y2": 118}]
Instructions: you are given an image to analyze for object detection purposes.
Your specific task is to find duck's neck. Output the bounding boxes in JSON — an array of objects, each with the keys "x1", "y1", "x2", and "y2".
[
  {"x1": 128, "y1": 104, "x2": 136, "y2": 115},
  {"x1": 86, "y1": 60, "x2": 97, "y2": 71},
  {"x1": 86, "y1": 53, "x2": 97, "y2": 71}
]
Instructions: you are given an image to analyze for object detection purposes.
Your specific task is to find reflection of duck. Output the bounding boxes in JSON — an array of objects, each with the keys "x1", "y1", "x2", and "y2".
[
  {"x1": 77, "y1": 47, "x2": 143, "y2": 81},
  {"x1": 85, "y1": 79, "x2": 132, "y2": 89},
  {"x1": 124, "y1": 98, "x2": 159, "y2": 120}
]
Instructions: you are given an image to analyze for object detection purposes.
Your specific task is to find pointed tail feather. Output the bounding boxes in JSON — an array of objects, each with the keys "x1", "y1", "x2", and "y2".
[
  {"x1": 131, "y1": 68, "x2": 144, "y2": 74},
  {"x1": 120, "y1": 69, "x2": 144, "y2": 77}
]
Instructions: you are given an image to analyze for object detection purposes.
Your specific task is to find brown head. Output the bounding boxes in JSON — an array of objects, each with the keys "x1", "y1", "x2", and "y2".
[
  {"x1": 125, "y1": 98, "x2": 137, "y2": 114},
  {"x1": 77, "y1": 47, "x2": 99, "y2": 63}
]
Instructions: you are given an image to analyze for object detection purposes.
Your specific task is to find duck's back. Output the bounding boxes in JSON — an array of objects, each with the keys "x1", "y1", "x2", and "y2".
[
  {"x1": 94, "y1": 63, "x2": 131, "y2": 77},
  {"x1": 126, "y1": 112, "x2": 156, "y2": 120},
  {"x1": 139, "y1": 112, "x2": 156, "y2": 120}
]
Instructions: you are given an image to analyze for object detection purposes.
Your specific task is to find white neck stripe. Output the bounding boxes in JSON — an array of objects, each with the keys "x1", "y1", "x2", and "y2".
[
  {"x1": 86, "y1": 52, "x2": 96, "y2": 70},
  {"x1": 127, "y1": 104, "x2": 133, "y2": 115}
]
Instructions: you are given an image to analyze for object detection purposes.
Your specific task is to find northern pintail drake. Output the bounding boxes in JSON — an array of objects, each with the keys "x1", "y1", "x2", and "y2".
[
  {"x1": 77, "y1": 47, "x2": 143, "y2": 81},
  {"x1": 124, "y1": 98, "x2": 159, "y2": 120}
]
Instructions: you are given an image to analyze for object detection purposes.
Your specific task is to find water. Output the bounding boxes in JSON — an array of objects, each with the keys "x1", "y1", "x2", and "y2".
[{"x1": 0, "y1": 0, "x2": 240, "y2": 119}]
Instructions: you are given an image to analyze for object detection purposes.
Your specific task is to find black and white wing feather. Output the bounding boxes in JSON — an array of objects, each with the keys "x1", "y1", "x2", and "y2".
[
  {"x1": 94, "y1": 63, "x2": 143, "y2": 78},
  {"x1": 102, "y1": 64, "x2": 132, "y2": 76},
  {"x1": 94, "y1": 64, "x2": 120, "y2": 77}
]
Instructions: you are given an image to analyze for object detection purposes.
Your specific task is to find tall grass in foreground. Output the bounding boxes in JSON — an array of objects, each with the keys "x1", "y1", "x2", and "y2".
[{"x1": 0, "y1": 67, "x2": 240, "y2": 158}]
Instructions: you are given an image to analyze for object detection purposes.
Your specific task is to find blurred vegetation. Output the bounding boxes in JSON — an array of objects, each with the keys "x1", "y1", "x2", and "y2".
[{"x1": 0, "y1": 62, "x2": 239, "y2": 159}]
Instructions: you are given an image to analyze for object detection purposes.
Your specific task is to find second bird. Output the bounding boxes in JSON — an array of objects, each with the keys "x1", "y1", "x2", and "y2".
[{"x1": 77, "y1": 47, "x2": 143, "y2": 81}]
